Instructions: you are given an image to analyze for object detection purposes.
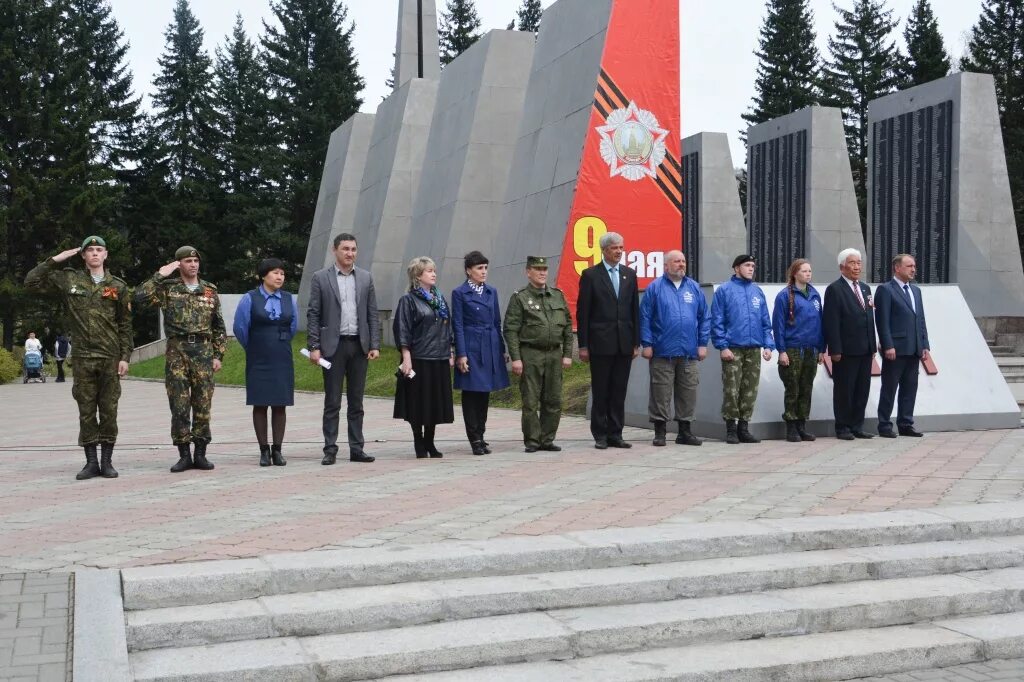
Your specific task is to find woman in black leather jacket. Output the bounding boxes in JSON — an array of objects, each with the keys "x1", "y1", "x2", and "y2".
[{"x1": 393, "y1": 257, "x2": 455, "y2": 458}]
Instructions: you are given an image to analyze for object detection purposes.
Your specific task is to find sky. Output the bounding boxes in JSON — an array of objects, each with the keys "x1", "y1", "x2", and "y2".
[{"x1": 109, "y1": 0, "x2": 983, "y2": 167}]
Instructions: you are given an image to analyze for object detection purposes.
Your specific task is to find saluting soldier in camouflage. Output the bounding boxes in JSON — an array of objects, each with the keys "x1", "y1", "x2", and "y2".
[
  {"x1": 134, "y1": 246, "x2": 226, "y2": 472},
  {"x1": 25, "y1": 236, "x2": 133, "y2": 480},
  {"x1": 503, "y1": 256, "x2": 574, "y2": 453}
]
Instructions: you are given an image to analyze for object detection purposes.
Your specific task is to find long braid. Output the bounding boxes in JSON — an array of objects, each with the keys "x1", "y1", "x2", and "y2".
[{"x1": 788, "y1": 283, "x2": 796, "y2": 325}]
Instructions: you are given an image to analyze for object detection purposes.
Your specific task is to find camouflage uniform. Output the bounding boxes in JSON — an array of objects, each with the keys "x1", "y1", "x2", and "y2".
[
  {"x1": 134, "y1": 274, "x2": 226, "y2": 445},
  {"x1": 779, "y1": 348, "x2": 816, "y2": 421},
  {"x1": 721, "y1": 347, "x2": 762, "y2": 421},
  {"x1": 25, "y1": 258, "x2": 133, "y2": 446},
  {"x1": 503, "y1": 283, "x2": 573, "y2": 448}
]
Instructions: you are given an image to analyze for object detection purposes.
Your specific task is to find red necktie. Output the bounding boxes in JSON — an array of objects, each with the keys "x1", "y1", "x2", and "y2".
[{"x1": 851, "y1": 281, "x2": 864, "y2": 309}]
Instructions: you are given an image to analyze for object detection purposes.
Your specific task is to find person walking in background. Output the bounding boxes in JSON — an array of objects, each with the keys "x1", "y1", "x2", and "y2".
[
  {"x1": 504, "y1": 256, "x2": 574, "y2": 453},
  {"x1": 577, "y1": 232, "x2": 640, "y2": 450},
  {"x1": 306, "y1": 233, "x2": 380, "y2": 465},
  {"x1": 639, "y1": 250, "x2": 708, "y2": 447},
  {"x1": 874, "y1": 254, "x2": 930, "y2": 438},
  {"x1": 394, "y1": 257, "x2": 455, "y2": 459},
  {"x1": 54, "y1": 333, "x2": 71, "y2": 383},
  {"x1": 710, "y1": 254, "x2": 775, "y2": 444},
  {"x1": 823, "y1": 248, "x2": 877, "y2": 441},
  {"x1": 773, "y1": 259, "x2": 824, "y2": 443},
  {"x1": 234, "y1": 258, "x2": 298, "y2": 466},
  {"x1": 452, "y1": 251, "x2": 510, "y2": 456},
  {"x1": 135, "y1": 246, "x2": 226, "y2": 472},
  {"x1": 25, "y1": 236, "x2": 132, "y2": 480}
]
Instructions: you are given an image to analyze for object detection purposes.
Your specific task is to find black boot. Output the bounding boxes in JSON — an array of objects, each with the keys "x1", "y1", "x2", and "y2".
[
  {"x1": 413, "y1": 426, "x2": 427, "y2": 459},
  {"x1": 481, "y1": 440, "x2": 492, "y2": 454},
  {"x1": 271, "y1": 444, "x2": 286, "y2": 466},
  {"x1": 99, "y1": 443, "x2": 119, "y2": 478},
  {"x1": 786, "y1": 420, "x2": 802, "y2": 443},
  {"x1": 676, "y1": 421, "x2": 703, "y2": 446},
  {"x1": 652, "y1": 421, "x2": 667, "y2": 447},
  {"x1": 470, "y1": 440, "x2": 487, "y2": 456},
  {"x1": 170, "y1": 444, "x2": 192, "y2": 473},
  {"x1": 259, "y1": 445, "x2": 271, "y2": 467},
  {"x1": 796, "y1": 420, "x2": 816, "y2": 441},
  {"x1": 725, "y1": 420, "x2": 739, "y2": 445},
  {"x1": 76, "y1": 444, "x2": 101, "y2": 480},
  {"x1": 737, "y1": 420, "x2": 761, "y2": 444},
  {"x1": 425, "y1": 425, "x2": 443, "y2": 458},
  {"x1": 192, "y1": 440, "x2": 215, "y2": 470}
]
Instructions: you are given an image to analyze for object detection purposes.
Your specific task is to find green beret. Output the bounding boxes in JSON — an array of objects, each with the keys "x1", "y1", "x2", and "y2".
[
  {"x1": 81, "y1": 235, "x2": 106, "y2": 249},
  {"x1": 175, "y1": 246, "x2": 200, "y2": 260},
  {"x1": 526, "y1": 256, "x2": 549, "y2": 269}
]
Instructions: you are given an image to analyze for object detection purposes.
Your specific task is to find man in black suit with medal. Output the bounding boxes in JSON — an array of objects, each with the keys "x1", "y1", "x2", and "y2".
[
  {"x1": 577, "y1": 232, "x2": 640, "y2": 449},
  {"x1": 823, "y1": 248, "x2": 876, "y2": 441}
]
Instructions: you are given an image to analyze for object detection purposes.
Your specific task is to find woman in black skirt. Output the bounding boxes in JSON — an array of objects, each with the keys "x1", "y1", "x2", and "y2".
[
  {"x1": 393, "y1": 256, "x2": 455, "y2": 458},
  {"x1": 233, "y1": 258, "x2": 297, "y2": 466}
]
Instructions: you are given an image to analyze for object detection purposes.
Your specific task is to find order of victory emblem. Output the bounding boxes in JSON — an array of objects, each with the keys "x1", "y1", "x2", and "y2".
[{"x1": 597, "y1": 100, "x2": 669, "y2": 182}]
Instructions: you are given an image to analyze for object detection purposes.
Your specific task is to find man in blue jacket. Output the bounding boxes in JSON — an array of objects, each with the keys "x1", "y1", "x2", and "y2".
[
  {"x1": 711, "y1": 254, "x2": 775, "y2": 444},
  {"x1": 640, "y1": 251, "x2": 709, "y2": 447}
]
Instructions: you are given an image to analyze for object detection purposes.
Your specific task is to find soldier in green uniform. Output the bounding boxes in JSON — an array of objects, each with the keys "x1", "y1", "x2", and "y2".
[
  {"x1": 25, "y1": 236, "x2": 133, "y2": 480},
  {"x1": 503, "y1": 256, "x2": 574, "y2": 453},
  {"x1": 134, "y1": 246, "x2": 226, "y2": 472}
]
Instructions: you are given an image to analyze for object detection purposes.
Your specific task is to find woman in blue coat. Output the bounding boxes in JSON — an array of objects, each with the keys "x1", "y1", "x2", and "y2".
[
  {"x1": 233, "y1": 258, "x2": 297, "y2": 467},
  {"x1": 452, "y1": 251, "x2": 511, "y2": 455}
]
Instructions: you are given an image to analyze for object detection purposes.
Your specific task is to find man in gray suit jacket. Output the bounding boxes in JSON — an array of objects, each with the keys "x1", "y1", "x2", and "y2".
[{"x1": 308, "y1": 233, "x2": 381, "y2": 463}]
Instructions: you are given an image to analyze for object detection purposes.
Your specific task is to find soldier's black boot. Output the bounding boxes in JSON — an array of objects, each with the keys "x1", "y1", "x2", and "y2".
[
  {"x1": 170, "y1": 444, "x2": 192, "y2": 473},
  {"x1": 192, "y1": 440, "x2": 215, "y2": 470},
  {"x1": 737, "y1": 420, "x2": 761, "y2": 444},
  {"x1": 99, "y1": 443, "x2": 119, "y2": 478},
  {"x1": 676, "y1": 421, "x2": 703, "y2": 446},
  {"x1": 796, "y1": 420, "x2": 816, "y2": 441},
  {"x1": 652, "y1": 421, "x2": 667, "y2": 447},
  {"x1": 76, "y1": 444, "x2": 101, "y2": 480},
  {"x1": 271, "y1": 444, "x2": 286, "y2": 466},
  {"x1": 725, "y1": 420, "x2": 740, "y2": 445},
  {"x1": 259, "y1": 445, "x2": 271, "y2": 467},
  {"x1": 786, "y1": 420, "x2": 802, "y2": 443}
]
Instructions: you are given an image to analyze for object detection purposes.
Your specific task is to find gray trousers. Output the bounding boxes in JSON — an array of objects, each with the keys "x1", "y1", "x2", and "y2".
[
  {"x1": 648, "y1": 356, "x2": 700, "y2": 423},
  {"x1": 322, "y1": 336, "x2": 369, "y2": 457}
]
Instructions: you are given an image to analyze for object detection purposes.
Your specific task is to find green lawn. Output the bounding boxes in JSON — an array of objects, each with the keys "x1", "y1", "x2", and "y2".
[{"x1": 129, "y1": 332, "x2": 592, "y2": 415}]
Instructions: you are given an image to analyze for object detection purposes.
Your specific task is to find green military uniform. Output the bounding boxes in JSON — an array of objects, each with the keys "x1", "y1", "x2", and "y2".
[
  {"x1": 25, "y1": 241, "x2": 133, "y2": 449},
  {"x1": 721, "y1": 347, "x2": 762, "y2": 421},
  {"x1": 503, "y1": 258, "x2": 574, "y2": 449},
  {"x1": 134, "y1": 247, "x2": 226, "y2": 457}
]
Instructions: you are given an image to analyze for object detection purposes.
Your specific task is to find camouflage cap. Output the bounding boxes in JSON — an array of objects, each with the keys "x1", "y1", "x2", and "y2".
[
  {"x1": 81, "y1": 235, "x2": 106, "y2": 249},
  {"x1": 526, "y1": 256, "x2": 549, "y2": 269},
  {"x1": 175, "y1": 245, "x2": 200, "y2": 261}
]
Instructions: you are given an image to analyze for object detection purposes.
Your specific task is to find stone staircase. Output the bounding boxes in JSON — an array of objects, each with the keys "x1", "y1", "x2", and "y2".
[
  {"x1": 117, "y1": 504, "x2": 1024, "y2": 681},
  {"x1": 987, "y1": 334, "x2": 1024, "y2": 425}
]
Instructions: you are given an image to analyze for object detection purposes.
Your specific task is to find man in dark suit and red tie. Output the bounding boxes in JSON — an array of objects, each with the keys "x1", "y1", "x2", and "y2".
[
  {"x1": 874, "y1": 254, "x2": 930, "y2": 438},
  {"x1": 577, "y1": 232, "x2": 640, "y2": 450},
  {"x1": 823, "y1": 248, "x2": 877, "y2": 441}
]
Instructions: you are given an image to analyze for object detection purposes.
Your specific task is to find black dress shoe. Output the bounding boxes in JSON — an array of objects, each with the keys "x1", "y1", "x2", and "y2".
[
  {"x1": 878, "y1": 429, "x2": 897, "y2": 438},
  {"x1": 524, "y1": 445, "x2": 538, "y2": 453},
  {"x1": 607, "y1": 439, "x2": 632, "y2": 449},
  {"x1": 836, "y1": 432, "x2": 855, "y2": 441},
  {"x1": 538, "y1": 443, "x2": 562, "y2": 452},
  {"x1": 321, "y1": 453, "x2": 337, "y2": 465},
  {"x1": 594, "y1": 440, "x2": 608, "y2": 450},
  {"x1": 899, "y1": 426, "x2": 924, "y2": 437},
  {"x1": 852, "y1": 431, "x2": 874, "y2": 439},
  {"x1": 350, "y1": 453, "x2": 375, "y2": 463}
]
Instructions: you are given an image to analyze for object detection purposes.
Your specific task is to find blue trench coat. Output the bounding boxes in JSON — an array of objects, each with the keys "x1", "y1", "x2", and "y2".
[{"x1": 451, "y1": 282, "x2": 511, "y2": 392}]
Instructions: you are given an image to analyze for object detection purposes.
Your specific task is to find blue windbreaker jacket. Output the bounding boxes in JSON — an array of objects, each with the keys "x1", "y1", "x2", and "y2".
[
  {"x1": 639, "y1": 275, "x2": 709, "y2": 358},
  {"x1": 771, "y1": 285, "x2": 825, "y2": 352},
  {"x1": 710, "y1": 276, "x2": 775, "y2": 350}
]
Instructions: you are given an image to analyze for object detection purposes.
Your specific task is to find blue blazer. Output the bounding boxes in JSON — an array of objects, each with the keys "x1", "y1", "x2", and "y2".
[
  {"x1": 451, "y1": 282, "x2": 511, "y2": 392},
  {"x1": 874, "y1": 279, "x2": 929, "y2": 357}
]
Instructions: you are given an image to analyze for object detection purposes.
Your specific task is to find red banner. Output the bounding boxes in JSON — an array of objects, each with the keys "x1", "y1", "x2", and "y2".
[{"x1": 555, "y1": 0, "x2": 682, "y2": 322}]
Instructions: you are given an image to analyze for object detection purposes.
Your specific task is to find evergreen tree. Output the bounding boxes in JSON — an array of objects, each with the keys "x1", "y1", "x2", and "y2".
[
  {"x1": 439, "y1": 0, "x2": 482, "y2": 65},
  {"x1": 515, "y1": 0, "x2": 543, "y2": 34},
  {"x1": 823, "y1": 0, "x2": 901, "y2": 233},
  {"x1": 899, "y1": 0, "x2": 950, "y2": 88},
  {"x1": 961, "y1": 0, "x2": 1024, "y2": 251},
  {"x1": 262, "y1": 0, "x2": 364, "y2": 277},
  {"x1": 742, "y1": 0, "x2": 821, "y2": 134}
]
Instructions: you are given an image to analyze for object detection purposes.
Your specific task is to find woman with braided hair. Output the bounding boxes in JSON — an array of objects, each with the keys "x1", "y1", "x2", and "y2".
[{"x1": 772, "y1": 259, "x2": 825, "y2": 442}]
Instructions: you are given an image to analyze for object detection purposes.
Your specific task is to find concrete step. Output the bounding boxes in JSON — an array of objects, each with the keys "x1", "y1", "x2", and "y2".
[
  {"x1": 120, "y1": 503, "x2": 1024, "y2": 611},
  {"x1": 125, "y1": 536, "x2": 1024, "y2": 652},
  {"x1": 128, "y1": 570, "x2": 1024, "y2": 681},
  {"x1": 989, "y1": 345, "x2": 1017, "y2": 356},
  {"x1": 996, "y1": 356, "x2": 1024, "y2": 367},
  {"x1": 1010, "y1": 383, "x2": 1024, "y2": 402},
  {"x1": 373, "y1": 614, "x2": 1024, "y2": 682}
]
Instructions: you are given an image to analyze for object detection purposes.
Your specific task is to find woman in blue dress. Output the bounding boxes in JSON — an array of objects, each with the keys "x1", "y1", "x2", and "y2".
[
  {"x1": 452, "y1": 251, "x2": 510, "y2": 455},
  {"x1": 233, "y1": 258, "x2": 297, "y2": 467}
]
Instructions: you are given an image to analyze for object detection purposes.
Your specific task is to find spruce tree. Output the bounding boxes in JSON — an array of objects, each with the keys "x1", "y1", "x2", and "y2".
[
  {"x1": 742, "y1": 0, "x2": 821, "y2": 133},
  {"x1": 515, "y1": 0, "x2": 543, "y2": 34},
  {"x1": 899, "y1": 0, "x2": 950, "y2": 88},
  {"x1": 262, "y1": 0, "x2": 364, "y2": 276},
  {"x1": 439, "y1": 0, "x2": 482, "y2": 65},
  {"x1": 823, "y1": 0, "x2": 901, "y2": 233}
]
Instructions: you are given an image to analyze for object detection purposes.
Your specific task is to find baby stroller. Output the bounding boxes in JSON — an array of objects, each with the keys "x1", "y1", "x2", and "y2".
[{"x1": 23, "y1": 351, "x2": 46, "y2": 384}]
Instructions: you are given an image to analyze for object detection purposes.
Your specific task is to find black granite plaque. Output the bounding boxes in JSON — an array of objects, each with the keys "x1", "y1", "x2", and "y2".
[
  {"x1": 746, "y1": 130, "x2": 807, "y2": 282},
  {"x1": 870, "y1": 100, "x2": 952, "y2": 282},
  {"x1": 682, "y1": 150, "x2": 700, "y2": 282}
]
